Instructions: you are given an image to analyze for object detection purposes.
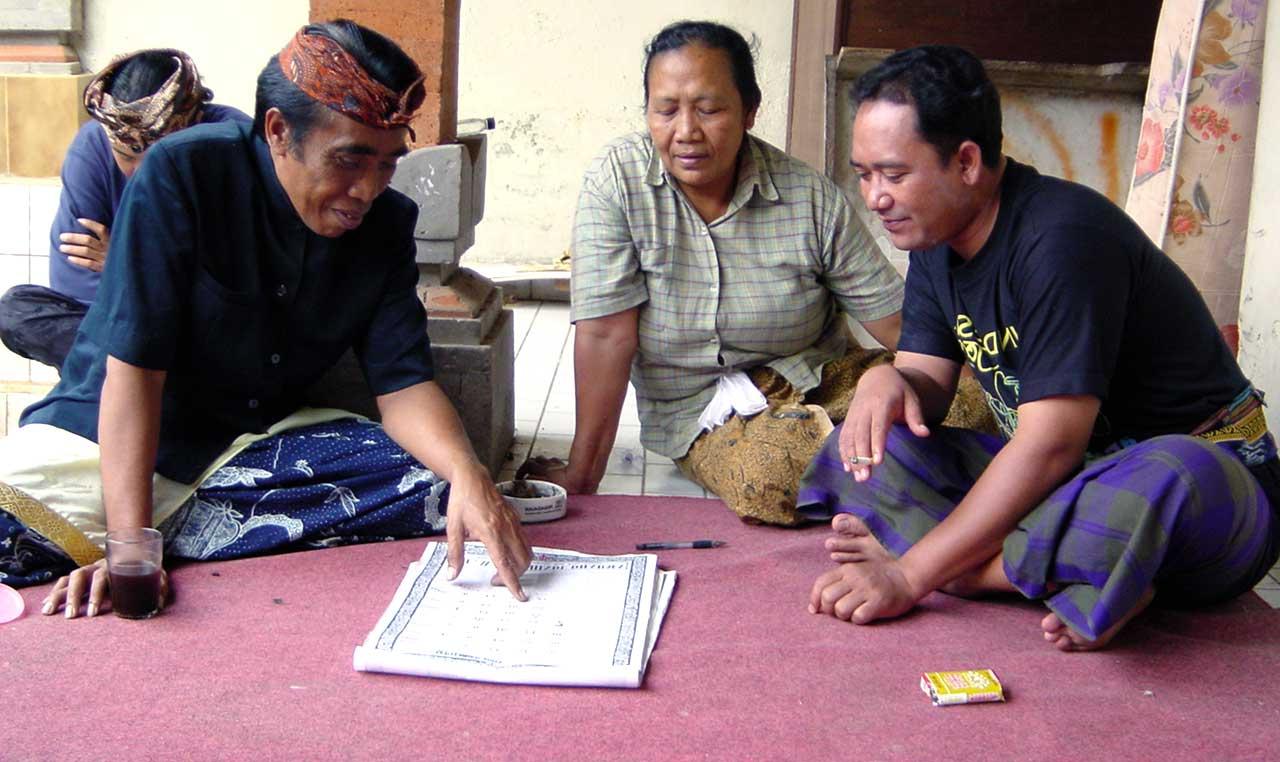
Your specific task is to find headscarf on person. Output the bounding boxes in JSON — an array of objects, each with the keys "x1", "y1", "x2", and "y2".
[
  {"x1": 276, "y1": 28, "x2": 425, "y2": 140},
  {"x1": 83, "y1": 49, "x2": 211, "y2": 156}
]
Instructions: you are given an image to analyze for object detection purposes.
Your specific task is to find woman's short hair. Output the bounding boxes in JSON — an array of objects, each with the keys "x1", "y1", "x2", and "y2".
[
  {"x1": 853, "y1": 45, "x2": 1003, "y2": 168},
  {"x1": 642, "y1": 20, "x2": 762, "y2": 114},
  {"x1": 252, "y1": 19, "x2": 421, "y2": 147}
]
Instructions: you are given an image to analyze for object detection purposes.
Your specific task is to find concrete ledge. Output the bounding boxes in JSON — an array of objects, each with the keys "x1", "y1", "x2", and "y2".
[
  {"x1": 835, "y1": 47, "x2": 1150, "y2": 94},
  {"x1": 490, "y1": 271, "x2": 570, "y2": 303},
  {"x1": 431, "y1": 307, "x2": 515, "y2": 476},
  {"x1": 0, "y1": 0, "x2": 82, "y2": 31},
  {"x1": 391, "y1": 134, "x2": 486, "y2": 251}
]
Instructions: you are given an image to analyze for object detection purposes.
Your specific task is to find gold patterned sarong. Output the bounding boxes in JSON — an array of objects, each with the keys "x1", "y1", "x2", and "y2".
[{"x1": 0, "y1": 482, "x2": 102, "y2": 566}]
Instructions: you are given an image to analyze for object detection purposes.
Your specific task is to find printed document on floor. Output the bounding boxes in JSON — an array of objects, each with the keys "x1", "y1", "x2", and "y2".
[{"x1": 354, "y1": 542, "x2": 676, "y2": 688}]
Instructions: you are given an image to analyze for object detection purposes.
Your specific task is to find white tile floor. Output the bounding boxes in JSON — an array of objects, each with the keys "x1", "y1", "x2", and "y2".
[
  {"x1": 495, "y1": 297, "x2": 1280, "y2": 602},
  {"x1": 495, "y1": 299, "x2": 713, "y2": 499},
  {"x1": 0, "y1": 179, "x2": 63, "y2": 389}
]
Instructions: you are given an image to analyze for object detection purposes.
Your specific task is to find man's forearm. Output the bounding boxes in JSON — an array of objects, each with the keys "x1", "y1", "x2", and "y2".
[
  {"x1": 378, "y1": 381, "x2": 485, "y2": 482},
  {"x1": 897, "y1": 365, "x2": 957, "y2": 423},
  {"x1": 897, "y1": 403, "x2": 1094, "y2": 597},
  {"x1": 99, "y1": 357, "x2": 166, "y2": 530}
]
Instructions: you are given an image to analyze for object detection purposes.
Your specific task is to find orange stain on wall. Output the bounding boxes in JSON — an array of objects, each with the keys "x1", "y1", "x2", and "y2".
[
  {"x1": 1009, "y1": 99, "x2": 1076, "y2": 182},
  {"x1": 1099, "y1": 112, "x2": 1120, "y2": 202},
  {"x1": 1004, "y1": 99, "x2": 1126, "y2": 203}
]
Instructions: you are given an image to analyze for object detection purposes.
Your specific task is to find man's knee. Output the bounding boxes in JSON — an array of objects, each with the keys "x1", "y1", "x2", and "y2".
[
  {"x1": 0, "y1": 285, "x2": 86, "y2": 368},
  {"x1": 1, "y1": 284, "x2": 69, "y2": 330},
  {"x1": 1120, "y1": 434, "x2": 1270, "y2": 540},
  {"x1": 0, "y1": 286, "x2": 29, "y2": 348},
  {"x1": 0, "y1": 285, "x2": 24, "y2": 328},
  {"x1": 1131, "y1": 436, "x2": 1279, "y2": 602}
]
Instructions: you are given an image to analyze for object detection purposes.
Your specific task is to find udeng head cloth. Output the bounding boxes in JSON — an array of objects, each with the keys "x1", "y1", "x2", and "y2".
[{"x1": 277, "y1": 28, "x2": 425, "y2": 140}]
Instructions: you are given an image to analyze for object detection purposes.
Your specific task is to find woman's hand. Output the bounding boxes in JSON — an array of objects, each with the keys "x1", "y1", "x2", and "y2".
[
  {"x1": 42, "y1": 559, "x2": 170, "y2": 619},
  {"x1": 445, "y1": 462, "x2": 534, "y2": 600},
  {"x1": 516, "y1": 455, "x2": 593, "y2": 494}
]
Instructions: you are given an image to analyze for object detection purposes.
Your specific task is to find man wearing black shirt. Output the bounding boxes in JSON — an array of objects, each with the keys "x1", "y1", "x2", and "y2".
[
  {"x1": 798, "y1": 45, "x2": 1280, "y2": 651},
  {"x1": 0, "y1": 21, "x2": 532, "y2": 617}
]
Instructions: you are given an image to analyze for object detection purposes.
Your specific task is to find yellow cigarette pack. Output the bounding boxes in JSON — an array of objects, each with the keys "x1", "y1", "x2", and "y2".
[{"x1": 920, "y1": 669, "x2": 1005, "y2": 706}]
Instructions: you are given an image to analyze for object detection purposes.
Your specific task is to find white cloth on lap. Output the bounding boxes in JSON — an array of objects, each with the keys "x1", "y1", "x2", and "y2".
[{"x1": 697, "y1": 372, "x2": 768, "y2": 432}]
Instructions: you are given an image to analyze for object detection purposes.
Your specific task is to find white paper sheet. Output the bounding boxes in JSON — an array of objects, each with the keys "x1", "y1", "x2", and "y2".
[{"x1": 354, "y1": 542, "x2": 676, "y2": 688}]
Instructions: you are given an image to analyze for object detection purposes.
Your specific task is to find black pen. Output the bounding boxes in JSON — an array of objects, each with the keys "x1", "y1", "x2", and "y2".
[{"x1": 635, "y1": 540, "x2": 726, "y2": 550}]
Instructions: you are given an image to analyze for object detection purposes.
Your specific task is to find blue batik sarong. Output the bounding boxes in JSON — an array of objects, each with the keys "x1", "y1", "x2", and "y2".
[
  {"x1": 0, "y1": 417, "x2": 451, "y2": 588},
  {"x1": 0, "y1": 489, "x2": 78, "y2": 587},
  {"x1": 160, "y1": 418, "x2": 449, "y2": 560},
  {"x1": 798, "y1": 423, "x2": 1280, "y2": 641}
]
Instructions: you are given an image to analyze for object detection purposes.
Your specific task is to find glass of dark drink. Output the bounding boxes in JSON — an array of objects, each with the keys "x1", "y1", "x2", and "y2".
[{"x1": 105, "y1": 527, "x2": 164, "y2": 619}]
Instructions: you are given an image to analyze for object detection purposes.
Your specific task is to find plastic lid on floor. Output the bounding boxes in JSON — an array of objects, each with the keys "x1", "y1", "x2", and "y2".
[{"x1": 0, "y1": 583, "x2": 25, "y2": 624}]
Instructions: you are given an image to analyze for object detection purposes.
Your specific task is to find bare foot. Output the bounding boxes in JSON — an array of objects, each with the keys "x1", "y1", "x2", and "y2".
[
  {"x1": 825, "y1": 514, "x2": 893, "y2": 563},
  {"x1": 1041, "y1": 587, "x2": 1155, "y2": 652},
  {"x1": 940, "y1": 553, "x2": 1017, "y2": 598}
]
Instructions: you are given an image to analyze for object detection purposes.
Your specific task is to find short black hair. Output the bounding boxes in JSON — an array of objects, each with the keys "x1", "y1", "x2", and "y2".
[
  {"x1": 252, "y1": 19, "x2": 422, "y2": 147},
  {"x1": 853, "y1": 45, "x2": 1003, "y2": 168},
  {"x1": 642, "y1": 20, "x2": 762, "y2": 115},
  {"x1": 108, "y1": 50, "x2": 184, "y2": 101}
]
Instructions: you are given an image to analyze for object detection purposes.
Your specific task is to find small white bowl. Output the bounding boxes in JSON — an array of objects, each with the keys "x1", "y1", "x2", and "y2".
[{"x1": 497, "y1": 479, "x2": 568, "y2": 523}]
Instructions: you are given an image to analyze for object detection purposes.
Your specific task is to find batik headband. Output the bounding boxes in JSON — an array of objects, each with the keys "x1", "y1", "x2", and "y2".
[
  {"x1": 83, "y1": 50, "x2": 210, "y2": 156},
  {"x1": 277, "y1": 29, "x2": 425, "y2": 140}
]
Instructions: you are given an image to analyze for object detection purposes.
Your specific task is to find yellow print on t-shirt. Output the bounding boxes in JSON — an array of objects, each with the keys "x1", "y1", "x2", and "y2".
[
  {"x1": 953, "y1": 315, "x2": 1019, "y2": 372},
  {"x1": 954, "y1": 314, "x2": 1022, "y2": 437}
]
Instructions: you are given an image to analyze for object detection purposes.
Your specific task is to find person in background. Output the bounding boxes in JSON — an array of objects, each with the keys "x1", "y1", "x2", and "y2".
[
  {"x1": 0, "y1": 49, "x2": 249, "y2": 371},
  {"x1": 518, "y1": 20, "x2": 910, "y2": 526},
  {"x1": 801, "y1": 45, "x2": 1280, "y2": 651}
]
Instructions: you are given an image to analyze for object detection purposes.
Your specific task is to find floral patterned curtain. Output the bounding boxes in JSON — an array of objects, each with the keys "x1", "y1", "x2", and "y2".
[{"x1": 1126, "y1": 0, "x2": 1267, "y2": 354}]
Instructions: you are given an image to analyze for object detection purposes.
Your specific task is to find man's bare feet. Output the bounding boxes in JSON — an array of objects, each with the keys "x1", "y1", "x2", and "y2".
[
  {"x1": 940, "y1": 553, "x2": 1017, "y2": 598},
  {"x1": 825, "y1": 514, "x2": 894, "y2": 563},
  {"x1": 1041, "y1": 587, "x2": 1155, "y2": 652}
]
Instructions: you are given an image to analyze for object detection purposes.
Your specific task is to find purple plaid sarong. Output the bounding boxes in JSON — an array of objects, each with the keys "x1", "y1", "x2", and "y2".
[{"x1": 797, "y1": 424, "x2": 1280, "y2": 641}]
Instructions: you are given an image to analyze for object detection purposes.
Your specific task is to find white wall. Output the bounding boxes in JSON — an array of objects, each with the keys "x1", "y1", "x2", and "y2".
[
  {"x1": 75, "y1": 0, "x2": 309, "y2": 117},
  {"x1": 1237, "y1": 0, "x2": 1280, "y2": 432},
  {"x1": 457, "y1": 1, "x2": 796, "y2": 266}
]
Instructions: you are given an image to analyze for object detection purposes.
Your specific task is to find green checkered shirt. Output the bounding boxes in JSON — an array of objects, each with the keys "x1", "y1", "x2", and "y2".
[{"x1": 571, "y1": 132, "x2": 904, "y2": 459}]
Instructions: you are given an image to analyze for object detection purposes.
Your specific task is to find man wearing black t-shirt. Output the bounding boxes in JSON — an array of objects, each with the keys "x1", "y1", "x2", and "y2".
[{"x1": 797, "y1": 45, "x2": 1280, "y2": 651}]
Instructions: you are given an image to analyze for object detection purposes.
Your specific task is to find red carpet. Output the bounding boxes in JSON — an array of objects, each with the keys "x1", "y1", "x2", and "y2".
[{"x1": 4, "y1": 494, "x2": 1279, "y2": 760}]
